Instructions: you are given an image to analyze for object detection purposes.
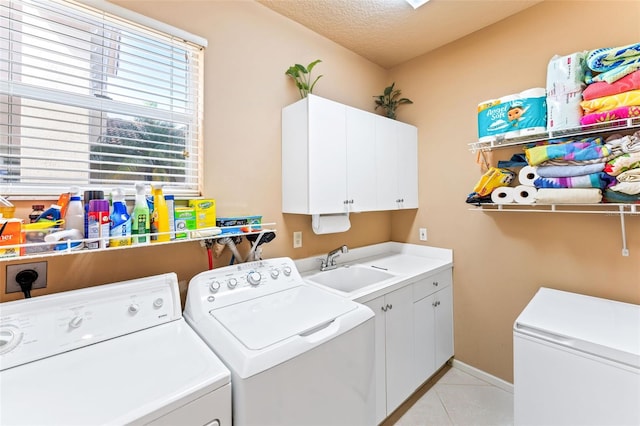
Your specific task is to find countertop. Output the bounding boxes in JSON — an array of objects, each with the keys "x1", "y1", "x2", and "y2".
[{"x1": 295, "y1": 242, "x2": 453, "y2": 303}]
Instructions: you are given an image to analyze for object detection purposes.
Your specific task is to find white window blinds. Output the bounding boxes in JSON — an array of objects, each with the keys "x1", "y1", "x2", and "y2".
[{"x1": 0, "y1": 0, "x2": 205, "y2": 197}]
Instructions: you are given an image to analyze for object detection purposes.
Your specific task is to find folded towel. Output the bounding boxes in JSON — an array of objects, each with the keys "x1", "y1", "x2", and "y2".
[
  {"x1": 587, "y1": 42, "x2": 640, "y2": 72},
  {"x1": 580, "y1": 89, "x2": 640, "y2": 114},
  {"x1": 605, "y1": 152, "x2": 640, "y2": 176},
  {"x1": 616, "y1": 168, "x2": 640, "y2": 183},
  {"x1": 582, "y1": 70, "x2": 640, "y2": 101},
  {"x1": 586, "y1": 42, "x2": 640, "y2": 83},
  {"x1": 580, "y1": 105, "x2": 640, "y2": 126},
  {"x1": 610, "y1": 181, "x2": 640, "y2": 195},
  {"x1": 604, "y1": 133, "x2": 640, "y2": 155},
  {"x1": 533, "y1": 172, "x2": 613, "y2": 189},
  {"x1": 603, "y1": 188, "x2": 640, "y2": 203},
  {"x1": 534, "y1": 188, "x2": 603, "y2": 204},
  {"x1": 525, "y1": 140, "x2": 610, "y2": 166},
  {"x1": 536, "y1": 163, "x2": 605, "y2": 178}
]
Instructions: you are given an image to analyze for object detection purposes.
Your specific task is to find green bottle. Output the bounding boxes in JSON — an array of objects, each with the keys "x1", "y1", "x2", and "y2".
[{"x1": 131, "y1": 182, "x2": 150, "y2": 244}]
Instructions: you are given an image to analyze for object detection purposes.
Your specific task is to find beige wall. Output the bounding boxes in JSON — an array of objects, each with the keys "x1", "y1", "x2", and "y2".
[
  {"x1": 390, "y1": 0, "x2": 640, "y2": 382},
  {"x1": 2, "y1": 0, "x2": 639, "y2": 384}
]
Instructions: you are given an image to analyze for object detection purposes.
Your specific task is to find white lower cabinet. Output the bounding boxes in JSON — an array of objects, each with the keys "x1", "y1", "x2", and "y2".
[
  {"x1": 413, "y1": 269, "x2": 454, "y2": 386},
  {"x1": 363, "y1": 268, "x2": 454, "y2": 424}
]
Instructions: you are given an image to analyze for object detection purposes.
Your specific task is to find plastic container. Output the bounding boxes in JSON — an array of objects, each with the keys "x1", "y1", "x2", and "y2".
[
  {"x1": 87, "y1": 199, "x2": 110, "y2": 249},
  {"x1": 151, "y1": 184, "x2": 170, "y2": 242},
  {"x1": 165, "y1": 194, "x2": 176, "y2": 240},
  {"x1": 131, "y1": 183, "x2": 150, "y2": 244},
  {"x1": 109, "y1": 188, "x2": 131, "y2": 247},
  {"x1": 64, "y1": 187, "x2": 84, "y2": 249},
  {"x1": 21, "y1": 220, "x2": 65, "y2": 255},
  {"x1": 36, "y1": 204, "x2": 62, "y2": 223},
  {"x1": 0, "y1": 196, "x2": 15, "y2": 219},
  {"x1": 29, "y1": 205, "x2": 45, "y2": 223}
]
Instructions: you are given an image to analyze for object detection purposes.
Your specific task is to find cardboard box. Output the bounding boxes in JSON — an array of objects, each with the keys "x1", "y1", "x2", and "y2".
[
  {"x1": 188, "y1": 199, "x2": 216, "y2": 229},
  {"x1": 0, "y1": 218, "x2": 23, "y2": 258},
  {"x1": 174, "y1": 207, "x2": 196, "y2": 239}
]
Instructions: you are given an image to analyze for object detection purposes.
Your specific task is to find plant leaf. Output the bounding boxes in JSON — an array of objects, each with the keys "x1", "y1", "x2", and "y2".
[{"x1": 307, "y1": 59, "x2": 322, "y2": 73}]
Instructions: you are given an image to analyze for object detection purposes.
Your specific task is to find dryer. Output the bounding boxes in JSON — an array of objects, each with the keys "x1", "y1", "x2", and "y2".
[
  {"x1": 0, "y1": 273, "x2": 231, "y2": 426},
  {"x1": 184, "y1": 257, "x2": 375, "y2": 426}
]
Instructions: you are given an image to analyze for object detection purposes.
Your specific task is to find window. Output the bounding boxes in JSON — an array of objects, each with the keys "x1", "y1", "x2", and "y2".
[{"x1": 0, "y1": 0, "x2": 205, "y2": 198}]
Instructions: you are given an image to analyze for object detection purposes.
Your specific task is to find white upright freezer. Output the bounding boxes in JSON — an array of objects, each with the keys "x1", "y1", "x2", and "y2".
[{"x1": 514, "y1": 287, "x2": 640, "y2": 426}]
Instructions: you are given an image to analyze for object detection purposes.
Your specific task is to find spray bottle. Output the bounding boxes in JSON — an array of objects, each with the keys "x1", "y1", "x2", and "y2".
[
  {"x1": 151, "y1": 183, "x2": 170, "y2": 242},
  {"x1": 109, "y1": 188, "x2": 131, "y2": 247},
  {"x1": 131, "y1": 183, "x2": 150, "y2": 244}
]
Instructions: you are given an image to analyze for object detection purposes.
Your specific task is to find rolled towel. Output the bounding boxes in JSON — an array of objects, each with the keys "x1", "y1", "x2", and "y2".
[
  {"x1": 617, "y1": 168, "x2": 640, "y2": 183},
  {"x1": 580, "y1": 89, "x2": 640, "y2": 114},
  {"x1": 534, "y1": 188, "x2": 602, "y2": 204},
  {"x1": 582, "y1": 70, "x2": 640, "y2": 101}
]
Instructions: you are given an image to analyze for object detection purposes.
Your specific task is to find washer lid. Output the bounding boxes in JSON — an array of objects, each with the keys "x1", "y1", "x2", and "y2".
[
  {"x1": 514, "y1": 287, "x2": 640, "y2": 368},
  {"x1": 0, "y1": 319, "x2": 230, "y2": 425},
  {"x1": 211, "y1": 285, "x2": 358, "y2": 350}
]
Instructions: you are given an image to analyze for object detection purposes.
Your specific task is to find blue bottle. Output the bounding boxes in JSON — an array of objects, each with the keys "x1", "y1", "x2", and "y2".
[{"x1": 109, "y1": 188, "x2": 131, "y2": 246}]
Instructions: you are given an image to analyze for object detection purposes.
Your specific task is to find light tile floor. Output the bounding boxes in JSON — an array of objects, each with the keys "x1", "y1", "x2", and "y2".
[{"x1": 393, "y1": 367, "x2": 514, "y2": 426}]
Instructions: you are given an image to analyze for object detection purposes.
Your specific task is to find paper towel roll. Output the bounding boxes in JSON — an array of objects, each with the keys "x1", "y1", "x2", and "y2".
[
  {"x1": 491, "y1": 187, "x2": 515, "y2": 204},
  {"x1": 311, "y1": 213, "x2": 351, "y2": 234},
  {"x1": 519, "y1": 166, "x2": 539, "y2": 186},
  {"x1": 513, "y1": 185, "x2": 537, "y2": 204}
]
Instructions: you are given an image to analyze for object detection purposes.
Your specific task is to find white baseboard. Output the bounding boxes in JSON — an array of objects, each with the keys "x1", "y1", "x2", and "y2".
[{"x1": 451, "y1": 359, "x2": 514, "y2": 393}]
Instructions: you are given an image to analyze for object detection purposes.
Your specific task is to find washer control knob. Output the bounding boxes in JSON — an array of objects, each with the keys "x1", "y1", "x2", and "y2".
[
  {"x1": 69, "y1": 315, "x2": 83, "y2": 329},
  {"x1": 0, "y1": 327, "x2": 22, "y2": 355},
  {"x1": 282, "y1": 266, "x2": 292, "y2": 276},
  {"x1": 227, "y1": 278, "x2": 238, "y2": 289},
  {"x1": 153, "y1": 298, "x2": 164, "y2": 308},
  {"x1": 247, "y1": 271, "x2": 262, "y2": 286},
  {"x1": 209, "y1": 281, "x2": 221, "y2": 293},
  {"x1": 128, "y1": 304, "x2": 140, "y2": 315},
  {"x1": 270, "y1": 269, "x2": 280, "y2": 279}
]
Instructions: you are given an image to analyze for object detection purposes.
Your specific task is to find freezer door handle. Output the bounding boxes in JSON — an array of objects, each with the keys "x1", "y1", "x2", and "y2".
[{"x1": 515, "y1": 324, "x2": 575, "y2": 347}]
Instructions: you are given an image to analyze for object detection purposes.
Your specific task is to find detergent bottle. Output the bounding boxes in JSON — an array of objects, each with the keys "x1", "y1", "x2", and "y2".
[
  {"x1": 63, "y1": 186, "x2": 84, "y2": 249},
  {"x1": 109, "y1": 188, "x2": 131, "y2": 247},
  {"x1": 131, "y1": 183, "x2": 150, "y2": 244},
  {"x1": 150, "y1": 183, "x2": 170, "y2": 242}
]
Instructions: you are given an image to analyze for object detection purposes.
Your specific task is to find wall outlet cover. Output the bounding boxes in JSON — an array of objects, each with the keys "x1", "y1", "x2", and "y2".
[
  {"x1": 419, "y1": 228, "x2": 427, "y2": 241},
  {"x1": 6, "y1": 261, "x2": 48, "y2": 294}
]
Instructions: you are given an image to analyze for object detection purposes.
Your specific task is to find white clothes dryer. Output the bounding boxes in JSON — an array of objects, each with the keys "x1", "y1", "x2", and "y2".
[
  {"x1": 184, "y1": 257, "x2": 375, "y2": 426},
  {"x1": 0, "y1": 273, "x2": 231, "y2": 426}
]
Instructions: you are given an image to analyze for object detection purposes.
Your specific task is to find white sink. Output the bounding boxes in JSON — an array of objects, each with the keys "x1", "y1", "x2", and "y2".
[{"x1": 305, "y1": 265, "x2": 396, "y2": 293}]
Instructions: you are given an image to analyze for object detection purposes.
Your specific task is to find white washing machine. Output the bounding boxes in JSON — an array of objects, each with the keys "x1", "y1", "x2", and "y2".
[
  {"x1": 184, "y1": 257, "x2": 375, "y2": 426},
  {"x1": 0, "y1": 273, "x2": 231, "y2": 426}
]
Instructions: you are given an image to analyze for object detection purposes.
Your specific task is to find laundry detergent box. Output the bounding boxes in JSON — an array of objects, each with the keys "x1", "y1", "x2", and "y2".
[
  {"x1": 188, "y1": 199, "x2": 216, "y2": 229},
  {"x1": 0, "y1": 217, "x2": 23, "y2": 258},
  {"x1": 174, "y1": 207, "x2": 196, "y2": 239}
]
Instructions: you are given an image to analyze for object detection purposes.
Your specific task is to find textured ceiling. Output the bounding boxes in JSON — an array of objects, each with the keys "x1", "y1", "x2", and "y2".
[{"x1": 257, "y1": 0, "x2": 543, "y2": 69}]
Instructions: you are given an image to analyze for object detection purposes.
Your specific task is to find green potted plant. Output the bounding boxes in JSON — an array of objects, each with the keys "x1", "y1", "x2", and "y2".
[
  {"x1": 374, "y1": 82, "x2": 413, "y2": 120},
  {"x1": 285, "y1": 59, "x2": 323, "y2": 99}
]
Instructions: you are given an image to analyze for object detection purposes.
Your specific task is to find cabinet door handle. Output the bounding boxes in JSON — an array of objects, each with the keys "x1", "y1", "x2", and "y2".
[
  {"x1": 381, "y1": 305, "x2": 387, "y2": 312},
  {"x1": 433, "y1": 281, "x2": 439, "y2": 287},
  {"x1": 388, "y1": 304, "x2": 392, "y2": 310}
]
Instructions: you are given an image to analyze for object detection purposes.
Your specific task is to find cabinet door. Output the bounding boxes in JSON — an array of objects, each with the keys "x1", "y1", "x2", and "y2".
[
  {"x1": 346, "y1": 107, "x2": 377, "y2": 212},
  {"x1": 307, "y1": 96, "x2": 348, "y2": 214},
  {"x1": 413, "y1": 293, "x2": 437, "y2": 387},
  {"x1": 396, "y1": 123, "x2": 418, "y2": 209},
  {"x1": 385, "y1": 284, "x2": 415, "y2": 415},
  {"x1": 374, "y1": 116, "x2": 399, "y2": 210},
  {"x1": 434, "y1": 284, "x2": 454, "y2": 368},
  {"x1": 363, "y1": 297, "x2": 387, "y2": 425}
]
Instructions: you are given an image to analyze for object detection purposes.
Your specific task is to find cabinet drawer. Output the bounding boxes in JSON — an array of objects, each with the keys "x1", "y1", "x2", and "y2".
[{"x1": 413, "y1": 269, "x2": 452, "y2": 302}]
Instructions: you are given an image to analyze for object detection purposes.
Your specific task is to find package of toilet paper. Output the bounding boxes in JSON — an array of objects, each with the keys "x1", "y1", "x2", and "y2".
[{"x1": 477, "y1": 94, "x2": 523, "y2": 140}]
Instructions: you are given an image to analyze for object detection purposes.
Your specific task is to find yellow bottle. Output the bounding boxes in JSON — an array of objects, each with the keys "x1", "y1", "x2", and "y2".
[{"x1": 151, "y1": 184, "x2": 170, "y2": 242}]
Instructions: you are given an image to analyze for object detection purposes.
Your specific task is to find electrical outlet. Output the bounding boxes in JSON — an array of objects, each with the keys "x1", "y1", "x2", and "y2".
[
  {"x1": 293, "y1": 231, "x2": 302, "y2": 248},
  {"x1": 6, "y1": 261, "x2": 48, "y2": 294},
  {"x1": 419, "y1": 228, "x2": 427, "y2": 241}
]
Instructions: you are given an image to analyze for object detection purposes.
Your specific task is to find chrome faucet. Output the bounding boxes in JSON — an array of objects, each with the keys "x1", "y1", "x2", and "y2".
[{"x1": 320, "y1": 245, "x2": 348, "y2": 271}]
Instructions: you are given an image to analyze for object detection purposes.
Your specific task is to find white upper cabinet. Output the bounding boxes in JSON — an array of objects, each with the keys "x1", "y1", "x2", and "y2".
[
  {"x1": 376, "y1": 117, "x2": 419, "y2": 210},
  {"x1": 282, "y1": 95, "x2": 418, "y2": 214}
]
